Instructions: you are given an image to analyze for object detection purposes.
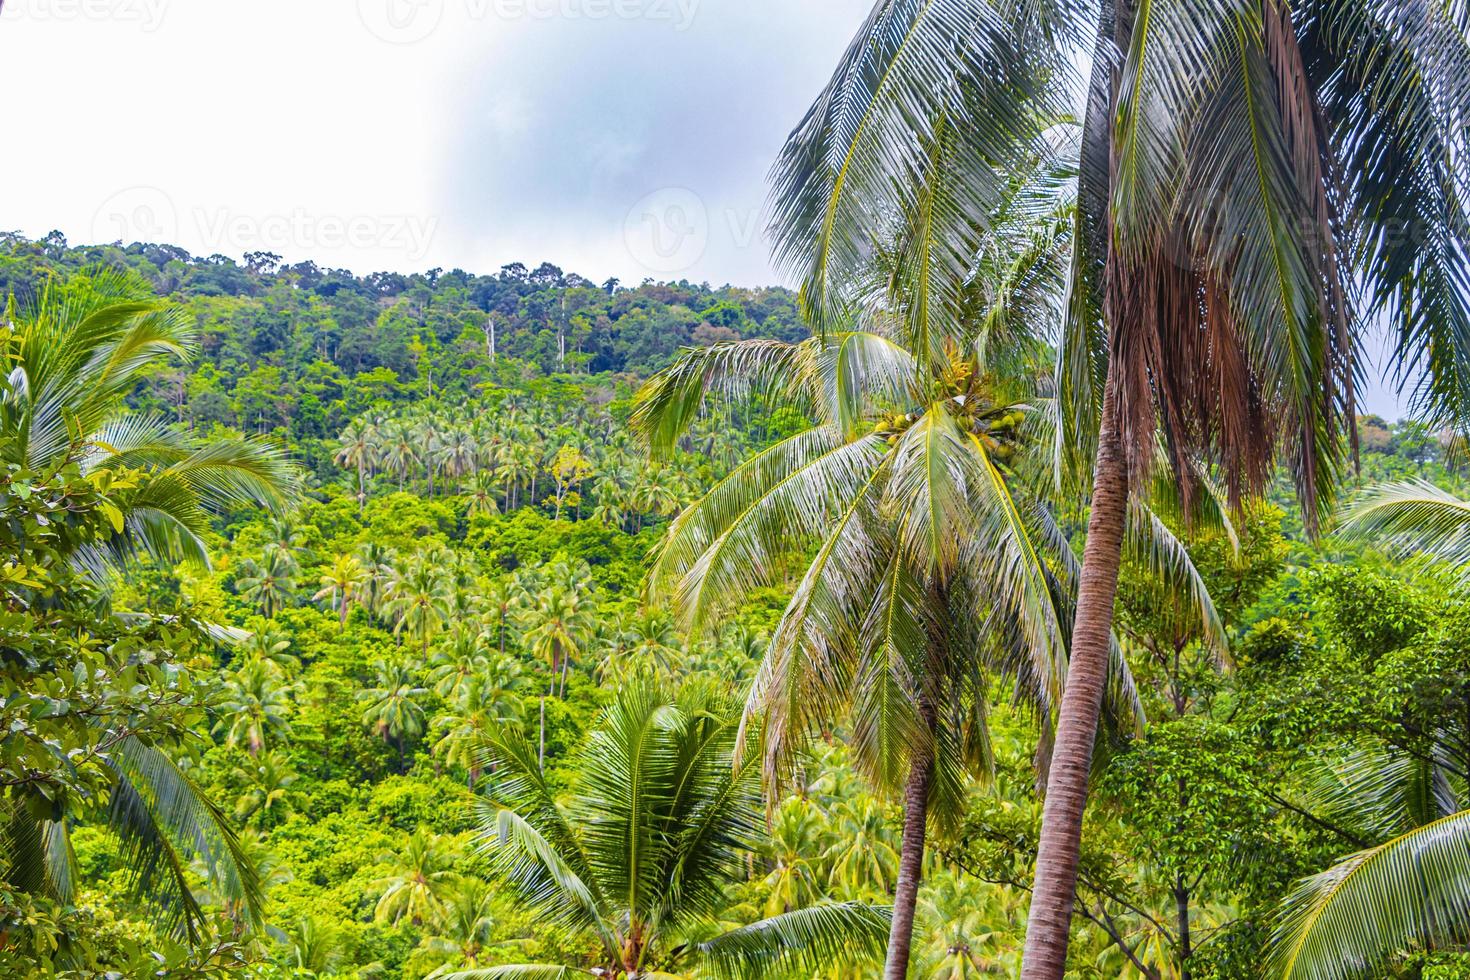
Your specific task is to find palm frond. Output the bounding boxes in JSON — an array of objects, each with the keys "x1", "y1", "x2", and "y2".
[
  {"x1": 1267, "y1": 809, "x2": 1470, "y2": 979},
  {"x1": 1338, "y1": 481, "x2": 1470, "y2": 585},
  {"x1": 695, "y1": 902, "x2": 892, "y2": 980},
  {"x1": 105, "y1": 736, "x2": 264, "y2": 940},
  {"x1": 631, "y1": 339, "x2": 822, "y2": 457}
]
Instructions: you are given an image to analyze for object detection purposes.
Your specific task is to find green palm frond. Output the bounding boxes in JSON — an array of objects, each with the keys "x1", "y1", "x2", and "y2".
[
  {"x1": 656, "y1": 431, "x2": 889, "y2": 633},
  {"x1": 1266, "y1": 809, "x2": 1470, "y2": 979},
  {"x1": 695, "y1": 902, "x2": 891, "y2": 980},
  {"x1": 105, "y1": 737, "x2": 264, "y2": 940},
  {"x1": 767, "y1": 0, "x2": 1054, "y2": 336},
  {"x1": 1124, "y1": 497, "x2": 1231, "y2": 664},
  {"x1": 1339, "y1": 481, "x2": 1470, "y2": 584},
  {"x1": 632, "y1": 339, "x2": 822, "y2": 457},
  {"x1": 1305, "y1": 745, "x2": 1462, "y2": 844}
]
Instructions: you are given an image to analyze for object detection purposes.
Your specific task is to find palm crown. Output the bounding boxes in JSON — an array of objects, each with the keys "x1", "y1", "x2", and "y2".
[{"x1": 454, "y1": 678, "x2": 890, "y2": 979}]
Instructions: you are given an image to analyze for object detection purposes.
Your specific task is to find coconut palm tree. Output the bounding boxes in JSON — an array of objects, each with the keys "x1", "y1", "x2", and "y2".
[
  {"x1": 286, "y1": 916, "x2": 344, "y2": 975},
  {"x1": 431, "y1": 668, "x2": 524, "y2": 787},
  {"x1": 482, "y1": 576, "x2": 522, "y2": 657},
  {"x1": 0, "y1": 277, "x2": 290, "y2": 946},
  {"x1": 0, "y1": 273, "x2": 293, "y2": 575},
  {"x1": 355, "y1": 541, "x2": 399, "y2": 621},
  {"x1": 214, "y1": 657, "x2": 296, "y2": 757},
  {"x1": 336, "y1": 418, "x2": 376, "y2": 515},
  {"x1": 359, "y1": 658, "x2": 428, "y2": 772},
  {"x1": 383, "y1": 553, "x2": 452, "y2": 656},
  {"x1": 769, "y1": 0, "x2": 1470, "y2": 971},
  {"x1": 633, "y1": 229, "x2": 1194, "y2": 974},
  {"x1": 451, "y1": 679, "x2": 890, "y2": 979},
  {"x1": 231, "y1": 750, "x2": 297, "y2": 829},
  {"x1": 466, "y1": 471, "x2": 501, "y2": 519},
  {"x1": 235, "y1": 620, "x2": 298, "y2": 673},
  {"x1": 427, "y1": 626, "x2": 494, "y2": 699},
  {"x1": 1339, "y1": 481, "x2": 1470, "y2": 586},
  {"x1": 518, "y1": 573, "x2": 596, "y2": 763},
  {"x1": 313, "y1": 553, "x2": 368, "y2": 627},
  {"x1": 414, "y1": 877, "x2": 501, "y2": 974},
  {"x1": 235, "y1": 545, "x2": 298, "y2": 620},
  {"x1": 372, "y1": 827, "x2": 459, "y2": 926}
]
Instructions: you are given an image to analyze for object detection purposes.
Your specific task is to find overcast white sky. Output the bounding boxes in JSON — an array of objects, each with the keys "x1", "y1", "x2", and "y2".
[
  {"x1": 0, "y1": 0, "x2": 871, "y2": 286},
  {"x1": 0, "y1": 0, "x2": 1413, "y2": 415}
]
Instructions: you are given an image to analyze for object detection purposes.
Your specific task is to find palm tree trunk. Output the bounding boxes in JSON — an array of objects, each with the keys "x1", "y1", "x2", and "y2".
[
  {"x1": 1020, "y1": 377, "x2": 1129, "y2": 979},
  {"x1": 884, "y1": 700, "x2": 937, "y2": 980},
  {"x1": 538, "y1": 694, "x2": 547, "y2": 768}
]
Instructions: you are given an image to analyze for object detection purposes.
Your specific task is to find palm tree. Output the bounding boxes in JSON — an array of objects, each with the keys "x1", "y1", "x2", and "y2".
[
  {"x1": 1266, "y1": 745, "x2": 1470, "y2": 979},
  {"x1": 382, "y1": 419, "x2": 419, "y2": 492},
  {"x1": 235, "y1": 620, "x2": 298, "y2": 673},
  {"x1": 0, "y1": 278, "x2": 290, "y2": 943},
  {"x1": 431, "y1": 667, "x2": 524, "y2": 787},
  {"x1": 214, "y1": 656, "x2": 295, "y2": 756},
  {"x1": 768, "y1": 2, "x2": 1470, "y2": 972},
  {"x1": 231, "y1": 750, "x2": 297, "y2": 828},
  {"x1": 286, "y1": 916, "x2": 344, "y2": 975},
  {"x1": 371, "y1": 827, "x2": 459, "y2": 926},
  {"x1": 235, "y1": 544, "x2": 298, "y2": 619},
  {"x1": 359, "y1": 658, "x2": 428, "y2": 772},
  {"x1": 414, "y1": 877, "x2": 501, "y2": 973},
  {"x1": 0, "y1": 273, "x2": 293, "y2": 574},
  {"x1": 633, "y1": 272, "x2": 1176, "y2": 974},
  {"x1": 518, "y1": 576, "x2": 597, "y2": 764},
  {"x1": 1339, "y1": 481, "x2": 1470, "y2": 586},
  {"x1": 482, "y1": 576, "x2": 521, "y2": 657},
  {"x1": 426, "y1": 626, "x2": 493, "y2": 699},
  {"x1": 355, "y1": 541, "x2": 399, "y2": 621},
  {"x1": 383, "y1": 553, "x2": 452, "y2": 655},
  {"x1": 466, "y1": 471, "x2": 501, "y2": 519},
  {"x1": 452, "y1": 679, "x2": 890, "y2": 979},
  {"x1": 313, "y1": 553, "x2": 368, "y2": 627},
  {"x1": 336, "y1": 418, "x2": 376, "y2": 515},
  {"x1": 439, "y1": 427, "x2": 480, "y2": 490}
]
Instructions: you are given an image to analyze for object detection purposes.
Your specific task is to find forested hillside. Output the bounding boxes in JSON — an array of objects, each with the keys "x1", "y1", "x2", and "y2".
[{"x1": 4, "y1": 231, "x2": 1470, "y2": 979}]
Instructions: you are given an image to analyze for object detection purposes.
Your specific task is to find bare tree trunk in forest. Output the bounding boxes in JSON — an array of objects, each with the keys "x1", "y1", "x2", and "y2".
[
  {"x1": 538, "y1": 694, "x2": 546, "y2": 768},
  {"x1": 1021, "y1": 377, "x2": 1130, "y2": 978},
  {"x1": 1175, "y1": 873, "x2": 1192, "y2": 980},
  {"x1": 884, "y1": 699, "x2": 937, "y2": 980}
]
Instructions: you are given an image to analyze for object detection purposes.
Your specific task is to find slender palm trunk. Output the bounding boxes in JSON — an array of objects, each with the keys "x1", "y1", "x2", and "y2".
[
  {"x1": 538, "y1": 694, "x2": 547, "y2": 768},
  {"x1": 884, "y1": 700, "x2": 937, "y2": 980},
  {"x1": 1020, "y1": 378, "x2": 1129, "y2": 979},
  {"x1": 358, "y1": 458, "x2": 366, "y2": 517}
]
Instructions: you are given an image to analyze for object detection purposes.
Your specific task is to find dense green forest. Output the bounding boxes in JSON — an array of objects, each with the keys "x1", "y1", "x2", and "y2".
[{"x1": 3, "y1": 228, "x2": 1470, "y2": 979}]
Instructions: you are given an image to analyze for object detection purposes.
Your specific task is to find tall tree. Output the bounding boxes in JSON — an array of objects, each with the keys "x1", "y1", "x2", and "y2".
[{"x1": 767, "y1": 1, "x2": 1470, "y2": 972}]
